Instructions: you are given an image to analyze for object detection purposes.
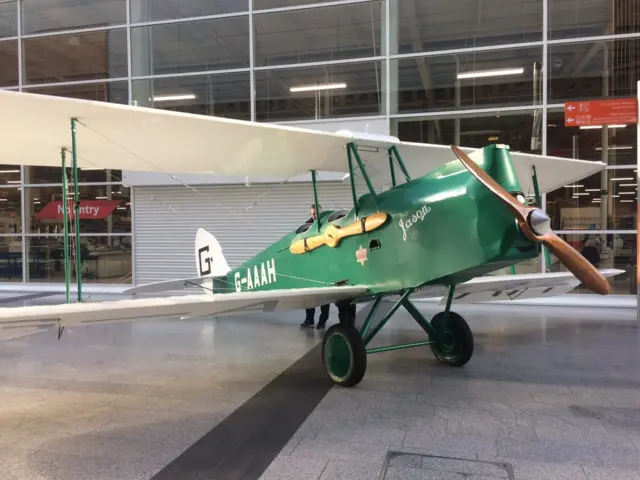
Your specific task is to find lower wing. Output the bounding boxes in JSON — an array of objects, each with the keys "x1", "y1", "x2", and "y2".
[
  {"x1": 0, "y1": 285, "x2": 367, "y2": 332},
  {"x1": 411, "y1": 269, "x2": 624, "y2": 304}
]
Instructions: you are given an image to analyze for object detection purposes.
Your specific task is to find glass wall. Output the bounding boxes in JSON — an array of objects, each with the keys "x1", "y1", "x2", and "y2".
[
  {"x1": 389, "y1": 0, "x2": 639, "y2": 296},
  {"x1": 0, "y1": 0, "x2": 638, "y2": 293}
]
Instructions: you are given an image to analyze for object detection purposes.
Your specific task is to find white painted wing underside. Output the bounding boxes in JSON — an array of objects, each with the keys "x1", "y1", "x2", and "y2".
[
  {"x1": 0, "y1": 286, "x2": 367, "y2": 332},
  {"x1": 0, "y1": 90, "x2": 604, "y2": 194},
  {"x1": 408, "y1": 269, "x2": 625, "y2": 304}
]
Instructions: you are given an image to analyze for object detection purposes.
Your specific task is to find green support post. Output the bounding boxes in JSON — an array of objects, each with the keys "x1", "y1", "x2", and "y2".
[
  {"x1": 71, "y1": 118, "x2": 82, "y2": 302},
  {"x1": 531, "y1": 166, "x2": 552, "y2": 271},
  {"x1": 367, "y1": 340, "x2": 435, "y2": 354},
  {"x1": 363, "y1": 289, "x2": 413, "y2": 346},
  {"x1": 440, "y1": 285, "x2": 456, "y2": 330},
  {"x1": 348, "y1": 143, "x2": 378, "y2": 201},
  {"x1": 311, "y1": 170, "x2": 321, "y2": 232},
  {"x1": 388, "y1": 151, "x2": 397, "y2": 187},
  {"x1": 389, "y1": 146, "x2": 411, "y2": 182},
  {"x1": 60, "y1": 148, "x2": 70, "y2": 304},
  {"x1": 347, "y1": 146, "x2": 359, "y2": 220},
  {"x1": 365, "y1": 294, "x2": 439, "y2": 354},
  {"x1": 360, "y1": 296, "x2": 382, "y2": 338},
  {"x1": 401, "y1": 297, "x2": 438, "y2": 337}
]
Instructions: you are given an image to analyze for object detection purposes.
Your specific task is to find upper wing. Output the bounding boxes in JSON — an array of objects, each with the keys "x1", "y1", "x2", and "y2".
[
  {"x1": 390, "y1": 142, "x2": 605, "y2": 197},
  {"x1": 0, "y1": 90, "x2": 603, "y2": 194},
  {"x1": 0, "y1": 285, "x2": 367, "y2": 332},
  {"x1": 410, "y1": 269, "x2": 624, "y2": 304}
]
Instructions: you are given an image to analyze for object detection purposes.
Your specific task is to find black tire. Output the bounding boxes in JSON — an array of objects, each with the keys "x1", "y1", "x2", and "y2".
[
  {"x1": 429, "y1": 311, "x2": 474, "y2": 367},
  {"x1": 321, "y1": 323, "x2": 367, "y2": 387}
]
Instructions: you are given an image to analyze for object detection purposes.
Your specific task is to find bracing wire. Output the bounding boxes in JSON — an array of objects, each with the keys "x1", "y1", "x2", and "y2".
[
  {"x1": 64, "y1": 121, "x2": 331, "y2": 296},
  {"x1": 72, "y1": 123, "x2": 308, "y2": 226}
]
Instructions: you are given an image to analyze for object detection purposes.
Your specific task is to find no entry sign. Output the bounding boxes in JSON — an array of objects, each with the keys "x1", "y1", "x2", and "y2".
[
  {"x1": 35, "y1": 200, "x2": 121, "y2": 220},
  {"x1": 564, "y1": 98, "x2": 638, "y2": 127}
]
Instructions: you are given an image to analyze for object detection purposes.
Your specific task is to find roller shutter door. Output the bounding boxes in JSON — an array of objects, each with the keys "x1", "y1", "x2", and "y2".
[{"x1": 132, "y1": 182, "x2": 354, "y2": 285}]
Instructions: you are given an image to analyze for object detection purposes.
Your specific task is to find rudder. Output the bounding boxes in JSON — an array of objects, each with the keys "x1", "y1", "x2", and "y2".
[{"x1": 195, "y1": 228, "x2": 231, "y2": 278}]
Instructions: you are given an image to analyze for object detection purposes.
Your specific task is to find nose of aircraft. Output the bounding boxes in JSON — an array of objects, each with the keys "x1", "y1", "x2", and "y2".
[
  {"x1": 528, "y1": 209, "x2": 552, "y2": 236},
  {"x1": 450, "y1": 144, "x2": 611, "y2": 295}
]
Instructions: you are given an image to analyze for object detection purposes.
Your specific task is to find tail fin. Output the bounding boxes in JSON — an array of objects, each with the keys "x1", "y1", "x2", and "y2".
[{"x1": 195, "y1": 228, "x2": 231, "y2": 279}]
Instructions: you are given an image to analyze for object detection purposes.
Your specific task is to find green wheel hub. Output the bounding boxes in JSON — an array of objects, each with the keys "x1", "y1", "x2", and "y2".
[
  {"x1": 321, "y1": 323, "x2": 367, "y2": 387},
  {"x1": 438, "y1": 328, "x2": 457, "y2": 355},
  {"x1": 325, "y1": 332, "x2": 352, "y2": 381},
  {"x1": 429, "y1": 311, "x2": 474, "y2": 367}
]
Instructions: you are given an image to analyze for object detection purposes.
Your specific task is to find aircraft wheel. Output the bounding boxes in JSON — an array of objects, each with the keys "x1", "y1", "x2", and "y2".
[
  {"x1": 429, "y1": 311, "x2": 473, "y2": 367},
  {"x1": 321, "y1": 324, "x2": 366, "y2": 387}
]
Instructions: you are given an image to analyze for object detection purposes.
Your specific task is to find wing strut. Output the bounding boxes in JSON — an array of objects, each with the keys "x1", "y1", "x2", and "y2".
[
  {"x1": 59, "y1": 119, "x2": 84, "y2": 304},
  {"x1": 531, "y1": 165, "x2": 552, "y2": 271}
]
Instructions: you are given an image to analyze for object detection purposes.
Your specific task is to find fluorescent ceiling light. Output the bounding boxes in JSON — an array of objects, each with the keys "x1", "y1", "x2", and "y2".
[
  {"x1": 619, "y1": 184, "x2": 637, "y2": 187},
  {"x1": 0, "y1": 170, "x2": 19, "y2": 173},
  {"x1": 585, "y1": 188, "x2": 600, "y2": 192},
  {"x1": 289, "y1": 83, "x2": 347, "y2": 92},
  {"x1": 611, "y1": 177, "x2": 634, "y2": 181},
  {"x1": 457, "y1": 68, "x2": 524, "y2": 79},
  {"x1": 573, "y1": 192, "x2": 590, "y2": 196},
  {"x1": 152, "y1": 94, "x2": 196, "y2": 102},
  {"x1": 6, "y1": 180, "x2": 20, "y2": 184},
  {"x1": 595, "y1": 145, "x2": 633, "y2": 151},
  {"x1": 95, "y1": 196, "x2": 107, "y2": 199},
  {"x1": 580, "y1": 124, "x2": 627, "y2": 130},
  {"x1": 620, "y1": 199, "x2": 634, "y2": 203},
  {"x1": 564, "y1": 184, "x2": 583, "y2": 188},
  {"x1": 618, "y1": 191, "x2": 635, "y2": 195}
]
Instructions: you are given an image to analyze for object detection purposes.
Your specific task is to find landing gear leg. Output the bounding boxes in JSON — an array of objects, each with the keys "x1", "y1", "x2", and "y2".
[
  {"x1": 401, "y1": 286, "x2": 473, "y2": 366},
  {"x1": 321, "y1": 287, "x2": 474, "y2": 388},
  {"x1": 322, "y1": 293, "x2": 410, "y2": 388}
]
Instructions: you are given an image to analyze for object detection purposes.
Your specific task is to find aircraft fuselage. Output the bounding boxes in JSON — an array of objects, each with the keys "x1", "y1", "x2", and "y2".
[{"x1": 225, "y1": 144, "x2": 539, "y2": 296}]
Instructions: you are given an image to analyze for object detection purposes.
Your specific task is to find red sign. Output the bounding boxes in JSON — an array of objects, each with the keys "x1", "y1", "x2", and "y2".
[
  {"x1": 564, "y1": 98, "x2": 638, "y2": 127},
  {"x1": 35, "y1": 200, "x2": 121, "y2": 220}
]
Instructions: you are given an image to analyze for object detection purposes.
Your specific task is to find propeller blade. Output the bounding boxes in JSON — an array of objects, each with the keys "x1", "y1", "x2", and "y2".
[
  {"x1": 450, "y1": 144, "x2": 611, "y2": 295},
  {"x1": 540, "y1": 232, "x2": 611, "y2": 295},
  {"x1": 450, "y1": 145, "x2": 532, "y2": 227}
]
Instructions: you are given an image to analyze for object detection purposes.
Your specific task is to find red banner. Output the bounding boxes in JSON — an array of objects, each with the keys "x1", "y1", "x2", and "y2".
[
  {"x1": 564, "y1": 98, "x2": 638, "y2": 127},
  {"x1": 35, "y1": 200, "x2": 122, "y2": 220}
]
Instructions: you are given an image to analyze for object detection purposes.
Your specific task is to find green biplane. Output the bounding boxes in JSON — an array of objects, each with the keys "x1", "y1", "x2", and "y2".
[{"x1": 0, "y1": 90, "x2": 623, "y2": 387}]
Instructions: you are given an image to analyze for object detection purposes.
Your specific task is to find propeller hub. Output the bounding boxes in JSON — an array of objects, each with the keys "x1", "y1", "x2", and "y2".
[{"x1": 529, "y1": 209, "x2": 551, "y2": 236}]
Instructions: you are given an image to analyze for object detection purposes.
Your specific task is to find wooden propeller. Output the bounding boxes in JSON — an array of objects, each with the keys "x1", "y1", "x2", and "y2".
[
  {"x1": 450, "y1": 145, "x2": 611, "y2": 295},
  {"x1": 290, "y1": 212, "x2": 388, "y2": 254}
]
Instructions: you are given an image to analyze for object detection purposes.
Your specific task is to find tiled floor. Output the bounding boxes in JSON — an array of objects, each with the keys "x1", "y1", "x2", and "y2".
[
  {"x1": 261, "y1": 302, "x2": 640, "y2": 480},
  {"x1": 0, "y1": 293, "x2": 639, "y2": 479}
]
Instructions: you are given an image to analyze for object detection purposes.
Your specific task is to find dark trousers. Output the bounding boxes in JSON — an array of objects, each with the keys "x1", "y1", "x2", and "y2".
[{"x1": 305, "y1": 304, "x2": 329, "y2": 324}]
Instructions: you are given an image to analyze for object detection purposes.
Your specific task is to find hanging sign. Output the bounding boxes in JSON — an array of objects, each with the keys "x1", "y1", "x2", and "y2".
[
  {"x1": 564, "y1": 98, "x2": 638, "y2": 127},
  {"x1": 35, "y1": 200, "x2": 121, "y2": 220}
]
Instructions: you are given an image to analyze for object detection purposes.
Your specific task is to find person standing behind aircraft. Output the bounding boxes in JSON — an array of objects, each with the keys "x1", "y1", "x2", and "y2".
[{"x1": 300, "y1": 204, "x2": 330, "y2": 329}]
